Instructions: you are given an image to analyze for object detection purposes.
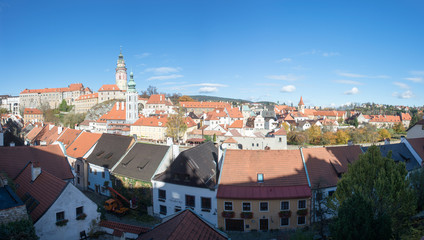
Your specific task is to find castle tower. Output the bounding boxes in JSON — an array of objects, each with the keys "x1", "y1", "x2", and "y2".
[
  {"x1": 126, "y1": 72, "x2": 139, "y2": 124},
  {"x1": 116, "y1": 49, "x2": 127, "y2": 91},
  {"x1": 298, "y1": 96, "x2": 305, "y2": 114}
]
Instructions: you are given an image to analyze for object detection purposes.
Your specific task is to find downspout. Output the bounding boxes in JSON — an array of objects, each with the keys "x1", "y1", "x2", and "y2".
[{"x1": 299, "y1": 147, "x2": 313, "y2": 224}]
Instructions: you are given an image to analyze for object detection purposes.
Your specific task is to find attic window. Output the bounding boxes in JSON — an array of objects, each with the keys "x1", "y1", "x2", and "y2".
[
  {"x1": 105, "y1": 153, "x2": 113, "y2": 159},
  {"x1": 96, "y1": 150, "x2": 105, "y2": 157},
  {"x1": 73, "y1": 148, "x2": 77, "y2": 151},
  {"x1": 257, "y1": 173, "x2": 264, "y2": 183}
]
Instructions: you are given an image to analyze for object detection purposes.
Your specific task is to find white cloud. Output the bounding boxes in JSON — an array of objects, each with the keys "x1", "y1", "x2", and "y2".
[
  {"x1": 344, "y1": 87, "x2": 359, "y2": 95},
  {"x1": 322, "y1": 52, "x2": 340, "y2": 57},
  {"x1": 393, "y1": 90, "x2": 415, "y2": 99},
  {"x1": 410, "y1": 70, "x2": 424, "y2": 76},
  {"x1": 393, "y1": 82, "x2": 410, "y2": 89},
  {"x1": 337, "y1": 72, "x2": 389, "y2": 79},
  {"x1": 145, "y1": 67, "x2": 181, "y2": 74},
  {"x1": 147, "y1": 74, "x2": 183, "y2": 81},
  {"x1": 134, "y1": 53, "x2": 150, "y2": 59},
  {"x1": 404, "y1": 77, "x2": 423, "y2": 83},
  {"x1": 281, "y1": 85, "x2": 296, "y2": 93},
  {"x1": 334, "y1": 80, "x2": 364, "y2": 85},
  {"x1": 266, "y1": 74, "x2": 301, "y2": 81},
  {"x1": 277, "y1": 58, "x2": 292, "y2": 63},
  {"x1": 199, "y1": 87, "x2": 218, "y2": 93}
]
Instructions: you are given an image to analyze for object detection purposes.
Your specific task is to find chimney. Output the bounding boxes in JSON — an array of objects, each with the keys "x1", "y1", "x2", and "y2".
[
  {"x1": 116, "y1": 103, "x2": 119, "y2": 110},
  {"x1": 384, "y1": 138, "x2": 391, "y2": 145},
  {"x1": 160, "y1": 95, "x2": 162, "y2": 101},
  {"x1": 347, "y1": 140, "x2": 353, "y2": 146},
  {"x1": 10, "y1": 142, "x2": 15, "y2": 147},
  {"x1": 58, "y1": 126, "x2": 63, "y2": 134},
  {"x1": 121, "y1": 102, "x2": 125, "y2": 110},
  {"x1": 31, "y1": 162, "x2": 42, "y2": 181}
]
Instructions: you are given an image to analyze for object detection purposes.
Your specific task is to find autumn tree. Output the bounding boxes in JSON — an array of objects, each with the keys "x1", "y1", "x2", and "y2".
[
  {"x1": 336, "y1": 130, "x2": 350, "y2": 144},
  {"x1": 321, "y1": 131, "x2": 336, "y2": 145},
  {"x1": 0, "y1": 108, "x2": 10, "y2": 114},
  {"x1": 165, "y1": 106, "x2": 187, "y2": 143},
  {"x1": 287, "y1": 131, "x2": 308, "y2": 145},
  {"x1": 281, "y1": 122, "x2": 290, "y2": 132},
  {"x1": 393, "y1": 122, "x2": 406, "y2": 134},
  {"x1": 178, "y1": 95, "x2": 196, "y2": 102},
  {"x1": 307, "y1": 125, "x2": 322, "y2": 145},
  {"x1": 378, "y1": 128, "x2": 391, "y2": 141},
  {"x1": 331, "y1": 146, "x2": 416, "y2": 239}
]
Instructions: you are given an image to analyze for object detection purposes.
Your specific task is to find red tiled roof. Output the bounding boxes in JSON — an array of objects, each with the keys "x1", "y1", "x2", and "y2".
[
  {"x1": 76, "y1": 93, "x2": 98, "y2": 101},
  {"x1": 24, "y1": 108, "x2": 43, "y2": 115},
  {"x1": 56, "y1": 128, "x2": 82, "y2": 147},
  {"x1": 226, "y1": 107, "x2": 243, "y2": 118},
  {"x1": 132, "y1": 116, "x2": 168, "y2": 127},
  {"x1": 138, "y1": 210, "x2": 228, "y2": 240},
  {"x1": 298, "y1": 96, "x2": 305, "y2": 106},
  {"x1": 42, "y1": 126, "x2": 63, "y2": 145},
  {"x1": 218, "y1": 149, "x2": 310, "y2": 199},
  {"x1": 99, "y1": 220, "x2": 149, "y2": 235},
  {"x1": 181, "y1": 101, "x2": 231, "y2": 109},
  {"x1": 98, "y1": 84, "x2": 121, "y2": 92},
  {"x1": 218, "y1": 185, "x2": 311, "y2": 199},
  {"x1": 283, "y1": 115, "x2": 294, "y2": 121},
  {"x1": 303, "y1": 145, "x2": 362, "y2": 188},
  {"x1": 14, "y1": 163, "x2": 68, "y2": 223},
  {"x1": 229, "y1": 120, "x2": 243, "y2": 128},
  {"x1": 189, "y1": 129, "x2": 224, "y2": 136},
  {"x1": 25, "y1": 127, "x2": 42, "y2": 141},
  {"x1": 66, "y1": 132, "x2": 102, "y2": 158},
  {"x1": 369, "y1": 115, "x2": 401, "y2": 123},
  {"x1": 401, "y1": 113, "x2": 412, "y2": 121},
  {"x1": 274, "y1": 105, "x2": 296, "y2": 113},
  {"x1": 274, "y1": 128, "x2": 287, "y2": 136},
  {"x1": 407, "y1": 138, "x2": 424, "y2": 163},
  {"x1": 223, "y1": 137, "x2": 238, "y2": 144},
  {"x1": 146, "y1": 94, "x2": 171, "y2": 105},
  {"x1": 20, "y1": 83, "x2": 85, "y2": 94},
  {"x1": 98, "y1": 102, "x2": 126, "y2": 121},
  {"x1": 303, "y1": 108, "x2": 316, "y2": 116},
  {"x1": 313, "y1": 111, "x2": 338, "y2": 117},
  {"x1": 0, "y1": 145, "x2": 74, "y2": 180},
  {"x1": 185, "y1": 117, "x2": 197, "y2": 128}
]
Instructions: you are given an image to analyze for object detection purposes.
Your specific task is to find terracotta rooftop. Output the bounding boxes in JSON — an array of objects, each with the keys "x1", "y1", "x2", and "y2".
[
  {"x1": 98, "y1": 84, "x2": 121, "y2": 92},
  {"x1": 20, "y1": 83, "x2": 85, "y2": 94},
  {"x1": 273, "y1": 128, "x2": 287, "y2": 136},
  {"x1": 0, "y1": 145, "x2": 74, "y2": 180},
  {"x1": 66, "y1": 132, "x2": 102, "y2": 159},
  {"x1": 99, "y1": 220, "x2": 149, "y2": 235},
  {"x1": 25, "y1": 126, "x2": 42, "y2": 141},
  {"x1": 229, "y1": 120, "x2": 243, "y2": 128},
  {"x1": 407, "y1": 138, "x2": 424, "y2": 163},
  {"x1": 24, "y1": 108, "x2": 42, "y2": 115},
  {"x1": 138, "y1": 209, "x2": 228, "y2": 240},
  {"x1": 298, "y1": 96, "x2": 305, "y2": 106},
  {"x1": 369, "y1": 115, "x2": 401, "y2": 123},
  {"x1": 303, "y1": 145, "x2": 362, "y2": 189},
  {"x1": 146, "y1": 94, "x2": 172, "y2": 105},
  {"x1": 98, "y1": 102, "x2": 126, "y2": 121},
  {"x1": 181, "y1": 101, "x2": 231, "y2": 109},
  {"x1": 14, "y1": 163, "x2": 68, "y2": 223},
  {"x1": 56, "y1": 128, "x2": 82, "y2": 147},
  {"x1": 223, "y1": 137, "x2": 238, "y2": 144},
  {"x1": 132, "y1": 116, "x2": 168, "y2": 127},
  {"x1": 226, "y1": 107, "x2": 243, "y2": 118},
  {"x1": 401, "y1": 112, "x2": 412, "y2": 121},
  {"x1": 76, "y1": 92, "x2": 98, "y2": 101}
]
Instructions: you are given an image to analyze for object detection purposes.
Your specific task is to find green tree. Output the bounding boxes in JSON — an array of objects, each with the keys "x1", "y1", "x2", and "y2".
[
  {"x1": 409, "y1": 168, "x2": 424, "y2": 211},
  {"x1": 58, "y1": 99, "x2": 71, "y2": 112},
  {"x1": 0, "y1": 219, "x2": 39, "y2": 240},
  {"x1": 165, "y1": 106, "x2": 187, "y2": 143},
  {"x1": 0, "y1": 108, "x2": 10, "y2": 114},
  {"x1": 331, "y1": 146, "x2": 416, "y2": 239},
  {"x1": 393, "y1": 122, "x2": 406, "y2": 134},
  {"x1": 281, "y1": 122, "x2": 290, "y2": 132},
  {"x1": 213, "y1": 133, "x2": 217, "y2": 142}
]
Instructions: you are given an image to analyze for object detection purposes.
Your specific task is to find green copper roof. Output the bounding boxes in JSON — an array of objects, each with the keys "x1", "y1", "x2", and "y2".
[{"x1": 128, "y1": 72, "x2": 136, "y2": 93}]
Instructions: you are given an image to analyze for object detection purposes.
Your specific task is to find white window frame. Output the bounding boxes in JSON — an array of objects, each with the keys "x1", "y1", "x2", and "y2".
[
  {"x1": 298, "y1": 199, "x2": 306, "y2": 209},
  {"x1": 280, "y1": 216, "x2": 290, "y2": 227},
  {"x1": 280, "y1": 201, "x2": 290, "y2": 211},
  {"x1": 259, "y1": 201, "x2": 269, "y2": 212},
  {"x1": 224, "y1": 201, "x2": 233, "y2": 211},
  {"x1": 242, "y1": 202, "x2": 251, "y2": 212}
]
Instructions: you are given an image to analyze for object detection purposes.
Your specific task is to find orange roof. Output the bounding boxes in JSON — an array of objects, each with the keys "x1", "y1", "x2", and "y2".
[
  {"x1": 303, "y1": 145, "x2": 362, "y2": 188},
  {"x1": 66, "y1": 132, "x2": 102, "y2": 158},
  {"x1": 401, "y1": 113, "x2": 412, "y2": 121},
  {"x1": 25, "y1": 126, "x2": 43, "y2": 141},
  {"x1": 146, "y1": 94, "x2": 172, "y2": 105},
  {"x1": 303, "y1": 108, "x2": 316, "y2": 116},
  {"x1": 56, "y1": 128, "x2": 82, "y2": 147},
  {"x1": 98, "y1": 102, "x2": 126, "y2": 121},
  {"x1": 132, "y1": 116, "x2": 168, "y2": 127},
  {"x1": 229, "y1": 120, "x2": 243, "y2": 128},
  {"x1": 185, "y1": 117, "x2": 197, "y2": 128},
  {"x1": 274, "y1": 105, "x2": 296, "y2": 113},
  {"x1": 369, "y1": 115, "x2": 401, "y2": 123},
  {"x1": 274, "y1": 128, "x2": 287, "y2": 136},
  {"x1": 181, "y1": 101, "x2": 231, "y2": 109},
  {"x1": 20, "y1": 83, "x2": 84, "y2": 94},
  {"x1": 223, "y1": 137, "x2": 238, "y2": 144},
  {"x1": 76, "y1": 93, "x2": 98, "y2": 101},
  {"x1": 226, "y1": 107, "x2": 243, "y2": 118},
  {"x1": 283, "y1": 115, "x2": 294, "y2": 121},
  {"x1": 298, "y1": 96, "x2": 305, "y2": 106},
  {"x1": 205, "y1": 109, "x2": 227, "y2": 121},
  {"x1": 24, "y1": 108, "x2": 43, "y2": 115},
  {"x1": 220, "y1": 149, "x2": 308, "y2": 187},
  {"x1": 98, "y1": 84, "x2": 121, "y2": 92},
  {"x1": 314, "y1": 111, "x2": 338, "y2": 117}
]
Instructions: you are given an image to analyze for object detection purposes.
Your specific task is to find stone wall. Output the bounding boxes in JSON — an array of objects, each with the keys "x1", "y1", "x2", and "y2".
[{"x1": 0, "y1": 205, "x2": 28, "y2": 225}]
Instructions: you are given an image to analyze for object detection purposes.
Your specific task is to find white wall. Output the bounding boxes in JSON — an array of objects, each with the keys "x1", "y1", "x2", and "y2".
[
  {"x1": 152, "y1": 181, "x2": 218, "y2": 227},
  {"x1": 35, "y1": 184, "x2": 100, "y2": 240}
]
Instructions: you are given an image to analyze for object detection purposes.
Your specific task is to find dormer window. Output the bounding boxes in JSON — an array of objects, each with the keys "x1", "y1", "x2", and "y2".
[{"x1": 257, "y1": 173, "x2": 264, "y2": 183}]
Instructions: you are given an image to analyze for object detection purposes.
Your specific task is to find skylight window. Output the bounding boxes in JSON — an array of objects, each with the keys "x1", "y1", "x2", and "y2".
[{"x1": 257, "y1": 173, "x2": 264, "y2": 183}]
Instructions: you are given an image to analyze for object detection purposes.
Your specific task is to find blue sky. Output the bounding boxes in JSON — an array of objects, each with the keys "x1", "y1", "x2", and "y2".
[{"x1": 0, "y1": 0, "x2": 423, "y2": 107}]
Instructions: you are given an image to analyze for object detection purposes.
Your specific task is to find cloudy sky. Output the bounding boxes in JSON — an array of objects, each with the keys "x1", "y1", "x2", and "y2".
[{"x1": 0, "y1": 0, "x2": 423, "y2": 107}]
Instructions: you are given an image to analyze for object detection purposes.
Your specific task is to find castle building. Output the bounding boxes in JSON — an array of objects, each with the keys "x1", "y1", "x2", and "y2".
[{"x1": 115, "y1": 50, "x2": 128, "y2": 91}]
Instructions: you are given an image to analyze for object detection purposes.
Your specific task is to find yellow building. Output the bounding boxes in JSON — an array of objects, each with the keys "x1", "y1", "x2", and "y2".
[
  {"x1": 217, "y1": 149, "x2": 311, "y2": 231},
  {"x1": 23, "y1": 108, "x2": 44, "y2": 123},
  {"x1": 74, "y1": 93, "x2": 98, "y2": 114}
]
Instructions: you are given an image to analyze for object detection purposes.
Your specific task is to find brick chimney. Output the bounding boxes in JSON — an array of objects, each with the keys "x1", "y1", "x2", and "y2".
[{"x1": 31, "y1": 162, "x2": 42, "y2": 181}]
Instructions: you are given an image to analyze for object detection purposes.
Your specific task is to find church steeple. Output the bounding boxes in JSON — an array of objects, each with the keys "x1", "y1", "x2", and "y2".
[
  {"x1": 115, "y1": 48, "x2": 127, "y2": 91},
  {"x1": 127, "y1": 72, "x2": 136, "y2": 93},
  {"x1": 126, "y1": 71, "x2": 138, "y2": 124},
  {"x1": 298, "y1": 96, "x2": 305, "y2": 114}
]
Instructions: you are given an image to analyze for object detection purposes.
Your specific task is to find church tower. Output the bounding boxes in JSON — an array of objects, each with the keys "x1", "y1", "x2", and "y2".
[
  {"x1": 116, "y1": 49, "x2": 128, "y2": 91},
  {"x1": 126, "y1": 72, "x2": 139, "y2": 124},
  {"x1": 298, "y1": 96, "x2": 305, "y2": 114}
]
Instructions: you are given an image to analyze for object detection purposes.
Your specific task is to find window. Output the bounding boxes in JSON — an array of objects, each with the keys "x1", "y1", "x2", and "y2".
[
  {"x1": 243, "y1": 202, "x2": 251, "y2": 212},
  {"x1": 56, "y1": 211, "x2": 65, "y2": 222},
  {"x1": 77, "y1": 177, "x2": 80, "y2": 184},
  {"x1": 160, "y1": 205, "x2": 167, "y2": 215},
  {"x1": 280, "y1": 201, "x2": 289, "y2": 211},
  {"x1": 201, "y1": 197, "x2": 211, "y2": 211},
  {"x1": 257, "y1": 173, "x2": 264, "y2": 183},
  {"x1": 298, "y1": 216, "x2": 306, "y2": 225},
  {"x1": 158, "y1": 189, "x2": 166, "y2": 201},
  {"x1": 76, "y1": 164, "x2": 80, "y2": 173},
  {"x1": 298, "y1": 200, "x2": 306, "y2": 209},
  {"x1": 224, "y1": 201, "x2": 233, "y2": 211},
  {"x1": 185, "y1": 195, "x2": 195, "y2": 209},
  {"x1": 260, "y1": 202, "x2": 268, "y2": 212},
  {"x1": 94, "y1": 169, "x2": 97, "y2": 175},
  {"x1": 174, "y1": 206, "x2": 182, "y2": 213},
  {"x1": 281, "y1": 217, "x2": 289, "y2": 226},
  {"x1": 102, "y1": 171, "x2": 105, "y2": 178},
  {"x1": 279, "y1": 137, "x2": 282, "y2": 142},
  {"x1": 76, "y1": 206, "x2": 83, "y2": 216},
  {"x1": 328, "y1": 191, "x2": 335, "y2": 197}
]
